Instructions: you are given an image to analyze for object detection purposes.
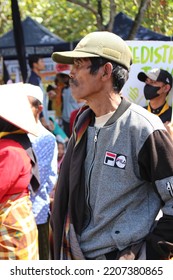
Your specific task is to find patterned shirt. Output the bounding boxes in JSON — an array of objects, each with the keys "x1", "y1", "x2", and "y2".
[{"x1": 29, "y1": 121, "x2": 58, "y2": 224}]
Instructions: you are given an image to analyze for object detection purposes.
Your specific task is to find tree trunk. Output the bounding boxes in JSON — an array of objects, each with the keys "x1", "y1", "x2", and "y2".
[
  {"x1": 67, "y1": 0, "x2": 116, "y2": 32},
  {"x1": 128, "y1": 0, "x2": 150, "y2": 40},
  {"x1": 106, "y1": 0, "x2": 116, "y2": 32}
]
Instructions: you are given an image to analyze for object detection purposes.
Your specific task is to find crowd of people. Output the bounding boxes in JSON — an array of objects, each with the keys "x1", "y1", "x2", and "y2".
[
  {"x1": 27, "y1": 54, "x2": 81, "y2": 140},
  {"x1": 0, "y1": 31, "x2": 173, "y2": 260}
]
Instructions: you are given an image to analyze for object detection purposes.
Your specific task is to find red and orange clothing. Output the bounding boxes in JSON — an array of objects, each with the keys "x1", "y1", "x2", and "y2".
[
  {"x1": 0, "y1": 138, "x2": 38, "y2": 260},
  {"x1": 0, "y1": 139, "x2": 31, "y2": 203}
]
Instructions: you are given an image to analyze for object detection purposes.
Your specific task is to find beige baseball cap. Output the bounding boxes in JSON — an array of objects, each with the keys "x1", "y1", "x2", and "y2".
[{"x1": 52, "y1": 31, "x2": 132, "y2": 70}]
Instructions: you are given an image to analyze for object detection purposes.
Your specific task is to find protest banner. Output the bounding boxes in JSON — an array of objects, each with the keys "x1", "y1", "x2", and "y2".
[{"x1": 122, "y1": 41, "x2": 173, "y2": 108}]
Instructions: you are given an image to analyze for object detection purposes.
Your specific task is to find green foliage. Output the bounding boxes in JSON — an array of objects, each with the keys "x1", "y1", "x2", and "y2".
[
  {"x1": 144, "y1": 0, "x2": 173, "y2": 36},
  {"x1": 0, "y1": 0, "x2": 172, "y2": 41},
  {"x1": 0, "y1": 0, "x2": 12, "y2": 35}
]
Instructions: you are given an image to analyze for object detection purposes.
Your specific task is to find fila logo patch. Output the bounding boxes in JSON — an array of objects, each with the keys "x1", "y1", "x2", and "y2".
[{"x1": 104, "y1": 151, "x2": 127, "y2": 169}]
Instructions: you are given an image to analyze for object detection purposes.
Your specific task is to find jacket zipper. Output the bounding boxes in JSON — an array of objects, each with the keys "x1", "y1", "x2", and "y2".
[{"x1": 84, "y1": 128, "x2": 99, "y2": 229}]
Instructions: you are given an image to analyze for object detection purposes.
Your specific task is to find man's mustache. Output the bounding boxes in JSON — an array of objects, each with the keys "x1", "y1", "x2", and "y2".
[{"x1": 70, "y1": 78, "x2": 79, "y2": 86}]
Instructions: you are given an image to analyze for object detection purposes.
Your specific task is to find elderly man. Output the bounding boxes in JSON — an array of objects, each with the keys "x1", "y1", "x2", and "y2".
[{"x1": 51, "y1": 31, "x2": 173, "y2": 260}]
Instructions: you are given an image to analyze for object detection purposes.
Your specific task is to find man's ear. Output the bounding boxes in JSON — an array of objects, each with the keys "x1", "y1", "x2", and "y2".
[
  {"x1": 38, "y1": 104, "x2": 43, "y2": 114},
  {"x1": 102, "y1": 63, "x2": 113, "y2": 79},
  {"x1": 165, "y1": 84, "x2": 171, "y2": 93}
]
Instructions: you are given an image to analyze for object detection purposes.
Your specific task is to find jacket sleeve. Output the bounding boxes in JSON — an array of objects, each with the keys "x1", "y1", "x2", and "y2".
[{"x1": 138, "y1": 129, "x2": 173, "y2": 259}]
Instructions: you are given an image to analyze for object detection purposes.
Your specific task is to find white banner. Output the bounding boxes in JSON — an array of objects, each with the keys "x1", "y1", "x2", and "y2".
[{"x1": 122, "y1": 41, "x2": 173, "y2": 107}]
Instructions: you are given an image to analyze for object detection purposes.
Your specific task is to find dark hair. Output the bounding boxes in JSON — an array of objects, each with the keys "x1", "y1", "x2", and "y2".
[
  {"x1": 89, "y1": 57, "x2": 129, "y2": 93},
  {"x1": 28, "y1": 55, "x2": 42, "y2": 69},
  {"x1": 0, "y1": 117, "x2": 19, "y2": 132},
  {"x1": 54, "y1": 75, "x2": 59, "y2": 85},
  {"x1": 47, "y1": 84, "x2": 55, "y2": 92},
  {"x1": 30, "y1": 97, "x2": 42, "y2": 108}
]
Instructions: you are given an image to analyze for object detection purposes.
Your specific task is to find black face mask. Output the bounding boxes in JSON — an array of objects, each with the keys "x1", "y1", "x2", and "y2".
[{"x1": 144, "y1": 84, "x2": 161, "y2": 100}]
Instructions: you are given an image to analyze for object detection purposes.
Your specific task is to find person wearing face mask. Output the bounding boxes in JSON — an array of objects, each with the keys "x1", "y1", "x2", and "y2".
[{"x1": 137, "y1": 68, "x2": 173, "y2": 123}]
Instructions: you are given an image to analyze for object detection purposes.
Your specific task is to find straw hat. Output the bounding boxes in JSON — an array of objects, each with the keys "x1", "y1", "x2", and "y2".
[
  {"x1": 0, "y1": 83, "x2": 38, "y2": 136},
  {"x1": 23, "y1": 83, "x2": 44, "y2": 104}
]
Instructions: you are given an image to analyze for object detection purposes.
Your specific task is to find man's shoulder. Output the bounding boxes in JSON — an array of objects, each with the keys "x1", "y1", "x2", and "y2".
[
  {"x1": 27, "y1": 71, "x2": 40, "y2": 86},
  {"x1": 130, "y1": 102, "x2": 165, "y2": 130},
  {"x1": 39, "y1": 123, "x2": 56, "y2": 140}
]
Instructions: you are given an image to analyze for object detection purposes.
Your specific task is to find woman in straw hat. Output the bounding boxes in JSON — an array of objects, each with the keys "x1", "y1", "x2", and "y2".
[{"x1": 0, "y1": 83, "x2": 39, "y2": 260}]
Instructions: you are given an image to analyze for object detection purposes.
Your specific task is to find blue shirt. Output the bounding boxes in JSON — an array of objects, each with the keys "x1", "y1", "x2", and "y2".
[
  {"x1": 29, "y1": 122, "x2": 58, "y2": 224},
  {"x1": 27, "y1": 70, "x2": 41, "y2": 86},
  {"x1": 62, "y1": 87, "x2": 80, "y2": 123}
]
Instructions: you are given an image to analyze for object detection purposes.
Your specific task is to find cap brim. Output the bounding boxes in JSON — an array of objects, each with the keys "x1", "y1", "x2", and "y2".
[
  {"x1": 52, "y1": 51, "x2": 99, "y2": 64},
  {"x1": 137, "y1": 72, "x2": 148, "y2": 82}
]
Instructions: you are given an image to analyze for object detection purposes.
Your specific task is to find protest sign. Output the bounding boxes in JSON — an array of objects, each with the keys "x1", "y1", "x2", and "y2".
[{"x1": 122, "y1": 41, "x2": 173, "y2": 108}]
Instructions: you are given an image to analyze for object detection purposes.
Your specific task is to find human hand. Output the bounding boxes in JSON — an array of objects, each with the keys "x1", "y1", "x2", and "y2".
[{"x1": 146, "y1": 233, "x2": 173, "y2": 259}]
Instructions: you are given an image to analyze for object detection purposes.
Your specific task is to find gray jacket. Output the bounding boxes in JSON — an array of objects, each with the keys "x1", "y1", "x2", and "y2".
[{"x1": 79, "y1": 101, "x2": 173, "y2": 259}]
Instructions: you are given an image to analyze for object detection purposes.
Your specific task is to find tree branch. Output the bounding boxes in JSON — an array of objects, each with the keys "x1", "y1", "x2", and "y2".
[
  {"x1": 107, "y1": 0, "x2": 116, "y2": 31},
  {"x1": 128, "y1": 0, "x2": 150, "y2": 39},
  {"x1": 67, "y1": 0, "x2": 106, "y2": 31},
  {"x1": 67, "y1": 0, "x2": 97, "y2": 15}
]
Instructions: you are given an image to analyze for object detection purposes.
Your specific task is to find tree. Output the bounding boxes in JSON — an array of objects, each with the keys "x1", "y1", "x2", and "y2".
[
  {"x1": 0, "y1": 0, "x2": 172, "y2": 41},
  {"x1": 0, "y1": 0, "x2": 11, "y2": 35},
  {"x1": 67, "y1": 0, "x2": 116, "y2": 32},
  {"x1": 66, "y1": 0, "x2": 172, "y2": 39},
  {"x1": 128, "y1": 0, "x2": 150, "y2": 40}
]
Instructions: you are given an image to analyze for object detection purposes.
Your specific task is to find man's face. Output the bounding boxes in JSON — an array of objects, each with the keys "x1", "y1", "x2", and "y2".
[
  {"x1": 35, "y1": 58, "x2": 45, "y2": 71},
  {"x1": 145, "y1": 78, "x2": 167, "y2": 95},
  {"x1": 69, "y1": 58, "x2": 103, "y2": 102},
  {"x1": 146, "y1": 78, "x2": 164, "y2": 87}
]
